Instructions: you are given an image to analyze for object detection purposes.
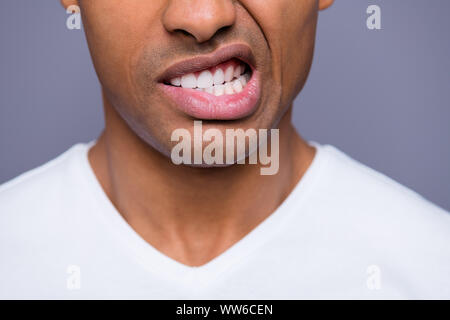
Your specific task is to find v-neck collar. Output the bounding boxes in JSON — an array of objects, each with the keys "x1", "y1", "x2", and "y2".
[{"x1": 76, "y1": 140, "x2": 328, "y2": 291}]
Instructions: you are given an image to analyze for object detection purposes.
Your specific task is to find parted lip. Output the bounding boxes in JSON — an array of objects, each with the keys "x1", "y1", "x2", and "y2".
[{"x1": 157, "y1": 43, "x2": 256, "y2": 83}]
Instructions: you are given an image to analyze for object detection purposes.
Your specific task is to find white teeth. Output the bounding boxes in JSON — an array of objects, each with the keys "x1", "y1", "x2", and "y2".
[
  {"x1": 224, "y1": 82, "x2": 234, "y2": 95},
  {"x1": 232, "y1": 79, "x2": 243, "y2": 93},
  {"x1": 213, "y1": 69, "x2": 225, "y2": 85},
  {"x1": 239, "y1": 72, "x2": 251, "y2": 86},
  {"x1": 224, "y1": 66, "x2": 234, "y2": 82},
  {"x1": 170, "y1": 68, "x2": 251, "y2": 96},
  {"x1": 234, "y1": 65, "x2": 242, "y2": 79},
  {"x1": 181, "y1": 73, "x2": 197, "y2": 88},
  {"x1": 170, "y1": 77, "x2": 181, "y2": 87},
  {"x1": 214, "y1": 84, "x2": 225, "y2": 96},
  {"x1": 239, "y1": 75, "x2": 247, "y2": 87},
  {"x1": 197, "y1": 70, "x2": 213, "y2": 89}
]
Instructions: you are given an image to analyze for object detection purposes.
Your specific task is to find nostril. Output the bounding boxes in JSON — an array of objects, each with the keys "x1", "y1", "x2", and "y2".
[
  {"x1": 173, "y1": 29, "x2": 192, "y2": 38},
  {"x1": 162, "y1": 0, "x2": 236, "y2": 44},
  {"x1": 216, "y1": 25, "x2": 232, "y2": 36}
]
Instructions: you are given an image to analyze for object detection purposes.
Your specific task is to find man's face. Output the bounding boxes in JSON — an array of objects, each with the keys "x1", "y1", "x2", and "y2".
[{"x1": 76, "y1": 0, "x2": 322, "y2": 158}]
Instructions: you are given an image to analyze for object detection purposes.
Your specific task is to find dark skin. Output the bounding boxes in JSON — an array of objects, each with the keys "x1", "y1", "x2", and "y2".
[{"x1": 61, "y1": 0, "x2": 334, "y2": 266}]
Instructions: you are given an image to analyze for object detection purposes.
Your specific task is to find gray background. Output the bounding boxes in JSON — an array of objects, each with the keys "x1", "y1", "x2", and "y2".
[{"x1": 1, "y1": 1, "x2": 449, "y2": 210}]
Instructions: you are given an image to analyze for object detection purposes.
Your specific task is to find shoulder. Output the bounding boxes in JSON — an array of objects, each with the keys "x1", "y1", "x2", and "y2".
[
  {"x1": 317, "y1": 144, "x2": 450, "y2": 225},
  {"x1": 0, "y1": 143, "x2": 91, "y2": 226},
  {"x1": 0, "y1": 142, "x2": 97, "y2": 298},
  {"x1": 309, "y1": 144, "x2": 450, "y2": 297}
]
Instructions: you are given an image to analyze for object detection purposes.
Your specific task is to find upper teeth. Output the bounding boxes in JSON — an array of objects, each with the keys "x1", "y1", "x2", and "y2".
[{"x1": 169, "y1": 64, "x2": 250, "y2": 96}]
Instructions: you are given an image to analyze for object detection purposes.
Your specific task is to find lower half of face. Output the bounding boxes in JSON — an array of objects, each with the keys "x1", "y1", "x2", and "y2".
[{"x1": 81, "y1": 0, "x2": 318, "y2": 162}]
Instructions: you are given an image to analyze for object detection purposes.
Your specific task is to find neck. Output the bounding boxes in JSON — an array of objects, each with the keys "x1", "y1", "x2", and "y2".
[{"x1": 89, "y1": 98, "x2": 315, "y2": 266}]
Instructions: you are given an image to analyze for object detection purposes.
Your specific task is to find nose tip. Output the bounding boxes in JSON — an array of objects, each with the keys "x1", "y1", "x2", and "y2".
[{"x1": 163, "y1": 0, "x2": 236, "y2": 43}]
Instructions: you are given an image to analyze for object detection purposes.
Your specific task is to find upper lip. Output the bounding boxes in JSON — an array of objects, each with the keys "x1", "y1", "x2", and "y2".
[{"x1": 158, "y1": 43, "x2": 256, "y2": 83}]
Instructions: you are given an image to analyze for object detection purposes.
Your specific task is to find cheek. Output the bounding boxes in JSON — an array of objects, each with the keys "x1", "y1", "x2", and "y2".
[
  {"x1": 283, "y1": 6, "x2": 318, "y2": 101},
  {"x1": 80, "y1": 4, "x2": 131, "y2": 93},
  {"x1": 80, "y1": 1, "x2": 162, "y2": 95},
  {"x1": 241, "y1": 0, "x2": 318, "y2": 103}
]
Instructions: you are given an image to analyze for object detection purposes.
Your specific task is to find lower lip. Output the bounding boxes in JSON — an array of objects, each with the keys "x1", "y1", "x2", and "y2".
[{"x1": 159, "y1": 70, "x2": 261, "y2": 120}]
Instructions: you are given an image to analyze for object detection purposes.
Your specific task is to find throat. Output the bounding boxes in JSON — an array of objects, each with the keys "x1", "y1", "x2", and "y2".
[{"x1": 88, "y1": 111, "x2": 312, "y2": 267}]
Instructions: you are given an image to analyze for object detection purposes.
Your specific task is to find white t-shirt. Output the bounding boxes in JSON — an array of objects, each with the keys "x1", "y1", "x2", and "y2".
[{"x1": 0, "y1": 142, "x2": 449, "y2": 299}]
